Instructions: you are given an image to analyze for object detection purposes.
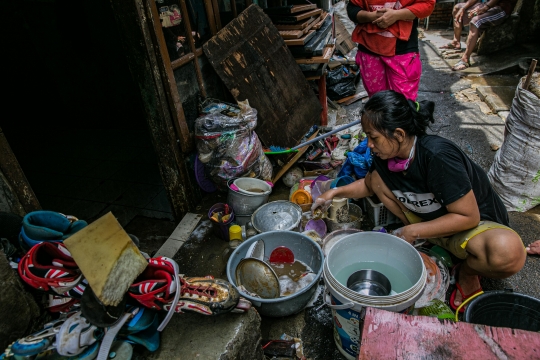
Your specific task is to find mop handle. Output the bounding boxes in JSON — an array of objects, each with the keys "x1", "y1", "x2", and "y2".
[{"x1": 291, "y1": 119, "x2": 362, "y2": 151}]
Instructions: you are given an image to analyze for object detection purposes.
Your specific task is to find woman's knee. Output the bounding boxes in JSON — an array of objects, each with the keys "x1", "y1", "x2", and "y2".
[{"x1": 483, "y1": 231, "x2": 526, "y2": 276}]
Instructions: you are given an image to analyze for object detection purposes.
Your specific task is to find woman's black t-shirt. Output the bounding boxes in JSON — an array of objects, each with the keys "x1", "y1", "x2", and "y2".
[{"x1": 370, "y1": 135, "x2": 509, "y2": 225}]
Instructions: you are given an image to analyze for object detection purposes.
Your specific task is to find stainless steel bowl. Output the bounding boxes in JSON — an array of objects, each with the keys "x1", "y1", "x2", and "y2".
[
  {"x1": 251, "y1": 201, "x2": 302, "y2": 233},
  {"x1": 347, "y1": 269, "x2": 391, "y2": 296},
  {"x1": 324, "y1": 203, "x2": 363, "y2": 232}
]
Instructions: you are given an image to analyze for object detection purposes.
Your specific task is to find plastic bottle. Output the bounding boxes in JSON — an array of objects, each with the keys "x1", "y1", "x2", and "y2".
[{"x1": 229, "y1": 225, "x2": 243, "y2": 249}]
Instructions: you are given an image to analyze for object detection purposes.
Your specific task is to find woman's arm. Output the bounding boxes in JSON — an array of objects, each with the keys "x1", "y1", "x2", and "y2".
[
  {"x1": 315, "y1": 172, "x2": 374, "y2": 204},
  {"x1": 347, "y1": 2, "x2": 382, "y2": 24},
  {"x1": 372, "y1": 8, "x2": 416, "y2": 28},
  {"x1": 394, "y1": 190, "x2": 481, "y2": 243}
]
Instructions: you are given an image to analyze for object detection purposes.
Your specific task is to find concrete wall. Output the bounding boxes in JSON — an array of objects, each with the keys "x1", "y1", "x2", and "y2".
[
  {"x1": 517, "y1": 0, "x2": 540, "y2": 43},
  {"x1": 0, "y1": 170, "x2": 25, "y2": 218},
  {"x1": 477, "y1": 0, "x2": 540, "y2": 55},
  {"x1": 0, "y1": 253, "x2": 40, "y2": 351},
  {"x1": 420, "y1": 2, "x2": 454, "y2": 29}
]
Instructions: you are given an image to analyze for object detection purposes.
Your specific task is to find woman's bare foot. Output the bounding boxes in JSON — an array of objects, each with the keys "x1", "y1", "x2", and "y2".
[
  {"x1": 526, "y1": 240, "x2": 540, "y2": 255},
  {"x1": 439, "y1": 41, "x2": 461, "y2": 50}
]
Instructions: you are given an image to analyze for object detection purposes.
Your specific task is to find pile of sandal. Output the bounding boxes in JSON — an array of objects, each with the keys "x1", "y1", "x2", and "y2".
[{"x1": 4, "y1": 210, "x2": 252, "y2": 360}]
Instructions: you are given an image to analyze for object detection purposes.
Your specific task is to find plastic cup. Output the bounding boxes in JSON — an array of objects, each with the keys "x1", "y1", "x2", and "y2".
[{"x1": 208, "y1": 203, "x2": 235, "y2": 241}]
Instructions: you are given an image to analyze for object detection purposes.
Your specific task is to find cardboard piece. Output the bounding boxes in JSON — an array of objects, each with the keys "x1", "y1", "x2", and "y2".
[{"x1": 63, "y1": 212, "x2": 147, "y2": 306}]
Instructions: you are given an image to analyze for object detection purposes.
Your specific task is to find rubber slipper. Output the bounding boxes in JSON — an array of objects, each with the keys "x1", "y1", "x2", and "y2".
[
  {"x1": 452, "y1": 59, "x2": 471, "y2": 71},
  {"x1": 450, "y1": 283, "x2": 483, "y2": 313},
  {"x1": 439, "y1": 42, "x2": 461, "y2": 50},
  {"x1": 449, "y1": 264, "x2": 482, "y2": 313}
]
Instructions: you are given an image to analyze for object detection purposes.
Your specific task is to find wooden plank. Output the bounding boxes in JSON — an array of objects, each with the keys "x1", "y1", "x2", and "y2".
[
  {"x1": 264, "y1": 4, "x2": 317, "y2": 14},
  {"x1": 272, "y1": 130, "x2": 319, "y2": 184},
  {"x1": 295, "y1": 45, "x2": 334, "y2": 64},
  {"x1": 154, "y1": 213, "x2": 202, "y2": 258},
  {"x1": 340, "y1": 91, "x2": 369, "y2": 106},
  {"x1": 288, "y1": 16, "x2": 332, "y2": 58},
  {"x1": 284, "y1": 30, "x2": 315, "y2": 46},
  {"x1": 301, "y1": 13, "x2": 320, "y2": 34},
  {"x1": 113, "y1": 0, "x2": 198, "y2": 220},
  {"x1": 360, "y1": 307, "x2": 540, "y2": 360},
  {"x1": 145, "y1": 0, "x2": 193, "y2": 153},
  {"x1": 313, "y1": 30, "x2": 333, "y2": 56},
  {"x1": 312, "y1": 12, "x2": 330, "y2": 30},
  {"x1": 275, "y1": 16, "x2": 317, "y2": 30},
  {"x1": 279, "y1": 30, "x2": 303, "y2": 39},
  {"x1": 334, "y1": 14, "x2": 355, "y2": 55},
  {"x1": 203, "y1": 5, "x2": 322, "y2": 149},
  {"x1": 269, "y1": 8, "x2": 323, "y2": 24}
]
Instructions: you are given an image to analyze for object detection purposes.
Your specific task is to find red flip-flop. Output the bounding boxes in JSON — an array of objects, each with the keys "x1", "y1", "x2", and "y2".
[
  {"x1": 449, "y1": 263, "x2": 483, "y2": 313},
  {"x1": 450, "y1": 283, "x2": 483, "y2": 313}
]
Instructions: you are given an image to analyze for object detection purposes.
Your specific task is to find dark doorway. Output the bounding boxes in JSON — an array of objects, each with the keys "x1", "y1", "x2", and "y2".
[{"x1": 0, "y1": 0, "x2": 174, "y2": 226}]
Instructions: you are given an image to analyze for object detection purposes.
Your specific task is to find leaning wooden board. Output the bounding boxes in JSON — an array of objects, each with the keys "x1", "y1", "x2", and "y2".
[{"x1": 203, "y1": 5, "x2": 321, "y2": 149}]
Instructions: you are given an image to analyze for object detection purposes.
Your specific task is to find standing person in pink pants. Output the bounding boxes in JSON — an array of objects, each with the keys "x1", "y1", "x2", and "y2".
[{"x1": 347, "y1": 0, "x2": 435, "y2": 100}]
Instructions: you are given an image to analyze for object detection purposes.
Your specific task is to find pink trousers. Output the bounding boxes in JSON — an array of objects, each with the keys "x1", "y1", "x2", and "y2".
[{"x1": 355, "y1": 51, "x2": 422, "y2": 100}]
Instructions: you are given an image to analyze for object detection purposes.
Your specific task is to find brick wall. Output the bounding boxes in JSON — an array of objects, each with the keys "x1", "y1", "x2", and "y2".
[{"x1": 419, "y1": 2, "x2": 454, "y2": 29}]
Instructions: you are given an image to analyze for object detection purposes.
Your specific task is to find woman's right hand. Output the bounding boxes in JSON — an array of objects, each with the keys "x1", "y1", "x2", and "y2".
[{"x1": 310, "y1": 190, "x2": 335, "y2": 215}]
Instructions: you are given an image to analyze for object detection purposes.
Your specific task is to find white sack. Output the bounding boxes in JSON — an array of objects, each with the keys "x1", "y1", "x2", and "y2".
[{"x1": 488, "y1": 76, "x2": 540, "y2": 212}]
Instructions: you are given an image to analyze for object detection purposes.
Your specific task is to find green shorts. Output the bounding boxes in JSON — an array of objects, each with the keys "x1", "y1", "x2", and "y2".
[{"x1": 403, "y1": 211, "x2": 520, "y2": 260}]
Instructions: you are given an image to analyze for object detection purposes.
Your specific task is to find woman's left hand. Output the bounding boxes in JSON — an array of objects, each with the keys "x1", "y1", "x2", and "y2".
[
  {"x1": 391, "y1": 226, "x2": 418, "y2": 244},
  {"x1": 372, "y1": 8, "x2": 400, "y2": 29}
]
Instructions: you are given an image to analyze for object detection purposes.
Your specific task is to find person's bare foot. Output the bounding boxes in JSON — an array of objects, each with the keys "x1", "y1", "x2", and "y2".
[
  {"x1": 526, "y1": 240, "x2": 540, "y2": 255},
  {"x1": 439, "y1": 41, "x2": 461, "y2": 50},
  {"x1": 453, "y1": 264, "x2": 482, "y2": 307}
]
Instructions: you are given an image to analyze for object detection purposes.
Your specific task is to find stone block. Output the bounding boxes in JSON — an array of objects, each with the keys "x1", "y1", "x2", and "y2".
[
  {"x1": 477, "y1": 15, "x2": 520, "y2": 55},
  {"x1": 0, "y1": 252, "x2": 40, "y2": 351},
  {"x1": 147, "y1": 308, "x2": 264, "y2": 360},
  {"x1": 476, "y1": 86, "x2": 516, "y2": 112}
]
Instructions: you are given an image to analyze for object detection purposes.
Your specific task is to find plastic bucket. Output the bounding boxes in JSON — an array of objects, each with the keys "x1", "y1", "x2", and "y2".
[
  {"x1": 226, "y1": 231, "x2": 324, "y2": 317},
  {"x1": 233, "y1": 178, "x2": 272, "y2": 196},
  {"x1": 227, "y1": 179, "x2": 269, "y2": 216},
  {"x1": 464, "y1": 290, "x2": 540, "y2": 332},
  {"x1": 208, "y1": 203, "x2": 235, "y2": 241},
  {"x1": 330, "y1": 176, "x2": 355, "y2": 189},
  {"x1": 323, "y1": 232, "x2": 426, "y2": 360}
]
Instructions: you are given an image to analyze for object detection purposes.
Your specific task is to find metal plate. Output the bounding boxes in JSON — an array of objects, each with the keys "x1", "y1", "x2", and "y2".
[{"x1": 235, "y1": 258, "x2": 280, "y2": 299}]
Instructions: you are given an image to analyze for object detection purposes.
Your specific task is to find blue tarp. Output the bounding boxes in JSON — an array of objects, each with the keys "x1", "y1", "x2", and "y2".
[{"x1": 337, "y1": 138, "x2": 372, "y2": 179}]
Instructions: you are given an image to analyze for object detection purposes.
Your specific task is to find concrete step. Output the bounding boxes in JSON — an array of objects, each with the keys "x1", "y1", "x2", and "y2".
[
  {"x1": 145, "y1": 309, "x2": 264, "y2": 360},
  {"x1": 475, "y1": 86, "x2": 516, "y2": 112}
]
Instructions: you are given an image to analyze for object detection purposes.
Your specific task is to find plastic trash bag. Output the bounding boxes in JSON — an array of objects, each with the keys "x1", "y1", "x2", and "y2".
[
  {"x1": 326, "y1": 65, "x2": 356, "y2": 100},
  {"x1": 195, "y1": 99, "x2": 272, "y2": 190},
  {"x1": 337, "y1": 138, "x2": 372, "y2": 179}
]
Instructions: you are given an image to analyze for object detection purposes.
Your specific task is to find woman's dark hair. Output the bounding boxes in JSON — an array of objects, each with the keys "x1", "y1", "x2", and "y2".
[{"x1": 362, "y1": 90, "x2": 435, "y2": 139}]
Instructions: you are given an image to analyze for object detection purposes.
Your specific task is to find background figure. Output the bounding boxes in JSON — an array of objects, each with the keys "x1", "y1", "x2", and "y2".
[
  {"x1": 347, "y1": 0, "x2": 435, "y2": 100},
  {"x1": 440, "y1": 0, "x2": 517, "y2": 71}
]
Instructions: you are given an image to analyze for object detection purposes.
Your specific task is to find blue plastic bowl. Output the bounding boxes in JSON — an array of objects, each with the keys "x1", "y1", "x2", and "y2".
[{"x1": 330, "y1": 176, "x2": 355, "y2": 189}]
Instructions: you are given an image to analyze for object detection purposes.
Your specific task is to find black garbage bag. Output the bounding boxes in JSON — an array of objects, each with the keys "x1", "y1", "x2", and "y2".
[{"x1": 326, "y1": 65, "x2": 357, "y2": 100}]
